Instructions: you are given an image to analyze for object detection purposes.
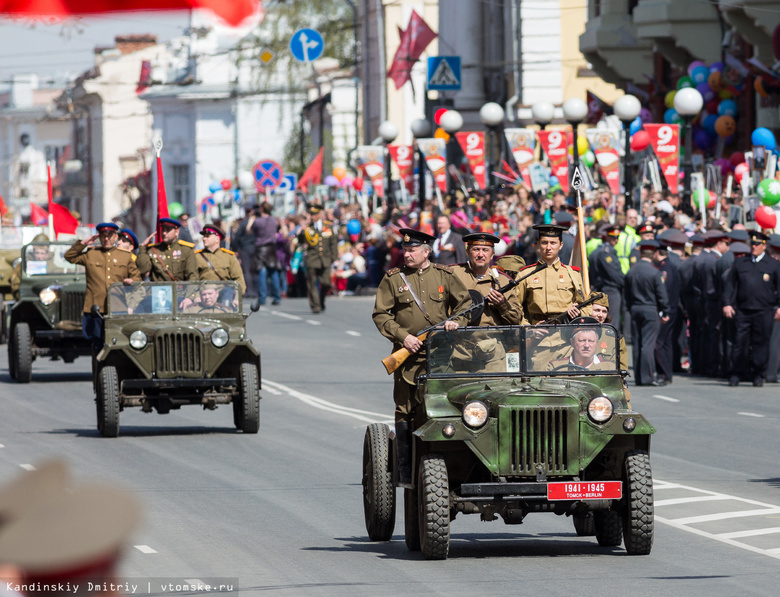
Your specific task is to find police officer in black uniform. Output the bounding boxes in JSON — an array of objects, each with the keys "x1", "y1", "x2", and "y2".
[
  {"x1": 692, "y1": 229, "x2": 729, "y2": 376},
  {"x1": 722, "y1": 230, "x2": 780, "y2": 387},
  {"x1": 588, "y1": 225, "x2": 625, "y2": 333},
  {"x1": 654, "y1": 235, "x2": 681, "y2": 383},
  {"x1": 680, "y1": 233, "x2": 704, "y2": 373}
]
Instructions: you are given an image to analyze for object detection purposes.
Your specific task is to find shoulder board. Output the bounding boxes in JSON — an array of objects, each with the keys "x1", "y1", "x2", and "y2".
[
  {"x1": 131, "y1": 254, "x2": 137, "y2": 261},
  {"x1": 220, "y1": 247, "x2": 236, "y2": 255},
  {"x1": 520, "y1": 263, "x2": 538, "y2": 271},
  {"x1": 386, "y1": 267, "x2": 400, "y2": 276},
  {"x1": 116, "y1": 247, "x2": 132, "y2": 254},
  {"x1": 432, "y1": 263, "x2": 454, "y2": 273},
  {"x1": 195, "y1": 249, "x2": 203, "y2": 253},
  {"x1": 569, "y1": 265, "x2": 581, "y2": 272},
  {"x1": 178, "y1": 240, "x2": 195, "y2": 248}
]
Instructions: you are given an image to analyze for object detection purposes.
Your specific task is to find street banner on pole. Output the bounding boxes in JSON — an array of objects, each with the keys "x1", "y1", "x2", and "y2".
[
  {"x1": 389, "y1": 145, "x2": 416, "y2": 195},
  {"x1": 644, "y1": 123, "x2": 680, "y2": 194},
  {"x1": 586, "y1": 129, "x2": 620, "y2": 195},
  {"x1": 355, "y1": 146, "x2": 385, "y2": 197},
  {"x1": 537, "y1": 128, "x2": 572, "y2": 194},
  {"x1": 503, "y1": 128, "x2": 535, "y2": 189},
  {"x1": 454, "y1": 131, "x2": 486, "y2": 190},
  {"x1": 417, "y1": 138, "x2": 448, "y2": 192}
]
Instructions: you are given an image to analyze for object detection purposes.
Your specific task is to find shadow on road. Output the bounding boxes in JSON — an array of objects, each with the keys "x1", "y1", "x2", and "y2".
[
  {"x1": 0, "y1": 370, "x2": 93, "y2": 384},
  {"x1": 47, "y1": 426, "x2": 242, "y2": 438},
  {"x1": 748, "y1": 477, "x2": 780, "y2": 489}
]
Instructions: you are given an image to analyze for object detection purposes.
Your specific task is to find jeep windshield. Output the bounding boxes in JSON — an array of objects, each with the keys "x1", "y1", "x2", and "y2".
[
  {"x1": 23, "y1": 243, "x2": 84, "y2": 276},
  {"x1": 426, "y1": 324, "x2": 621, "y2": 377},
  {"x1": 107, "y1": 281, "x2": 242, "y2": 315}
]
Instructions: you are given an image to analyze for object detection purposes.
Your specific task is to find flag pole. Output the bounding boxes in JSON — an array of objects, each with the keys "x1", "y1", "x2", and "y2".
[
  {"x1": 46, "y1": 161, "x2": 55, "y2": 239},
  {"x1": 154, "y1": 137, "x2": 164, "y2": 242},
  {"x1": 572, "y1": 166, "x2": 590, "y2": 295}
]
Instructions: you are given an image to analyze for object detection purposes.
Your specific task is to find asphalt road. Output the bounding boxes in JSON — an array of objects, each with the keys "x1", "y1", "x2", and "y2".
[{"x1": 2, "y1": 295, "x2": 780, "y2": 596}]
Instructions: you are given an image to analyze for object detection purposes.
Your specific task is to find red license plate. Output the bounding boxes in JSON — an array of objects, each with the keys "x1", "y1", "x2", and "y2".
[{"x1": 547, "y1": 481, "x2": 622, "y2": 501}]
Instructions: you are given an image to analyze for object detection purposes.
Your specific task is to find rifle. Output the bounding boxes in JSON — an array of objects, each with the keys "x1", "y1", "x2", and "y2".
[
  {"x1": 539, "y1": 292, "x2": 604, "y2": 325},
  {"x1": 381, "y1": 262, "x2": 548, "y2": 374}
]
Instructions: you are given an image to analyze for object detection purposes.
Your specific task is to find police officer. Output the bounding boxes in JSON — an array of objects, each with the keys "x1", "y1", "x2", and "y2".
[
  {"x1": 450, "y1": 232, "x2": 522, "y2": 326},
  {"x1": 654, "y1": 236, "x2": 681, "y2": 384},
  {"x1": 372, "y1": 228, "x2": 471, "y2": 485},
  {"x1": 137, "y1": 217, "x2": 197, "y2": 282},
  {"x1": 624, "y1": 239, "x2": 670, "y2": 386},
  {"x1": 693, "y1": 229, "x2": 730, "y2": 377},
  {"x1": 766, "y1": 234, "x2": 780, "y2": 383},
  {"x1": 299, "y1": 203, "x2": 338, "y2": 314},
  {"x1": 680, "y1": 233, "x2": 704, "y2": 373},
  {"x1": 195, "y1": 224, "x2": 246, "y2": 295},
  {"x1": 588, "y1": 225, "x2": 625, "y2": 333},
  {"x1": 64, "y1": 222, "x2": 141, "y2": 350},
  {"x1": 722, "y1": 230, "x2": 780, "y2": 387}
]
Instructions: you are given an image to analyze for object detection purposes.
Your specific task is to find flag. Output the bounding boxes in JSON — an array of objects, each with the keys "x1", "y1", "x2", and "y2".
[
  {"x1": 455, "y1": 131, "x2": 486, "y2": 190},
  {"x1": 0, "y1": 0, "x2": 261, "y2": 27},
  {"x1": 137, "y1": 60, "x2": 152, "y2": 94},
  {"x1": 29, "y1": 202, "x2": 48, "y2": 226},
  {"x1": 388, "y1": 145, "x2": 415, "y2": 195},
  {"x1": 0, "y1": 192, "x2": 8, "y2": 218},
  {"x1": 537, "y1": 128, "x2": 572, "y2": 194},
  {"x1": 644, "y1": 124, "x2": 680, "y2": 194},
  {"x1": 503, "y1": 128, "x2": 535, "y2": 188},
  {"x1": 585, "y1": 91, "x2": 613, "y2": 125},
  {"x1": 47, "y1": 163, "x2": 78, "y2": 237},
  {"x1": 298, "y1": 147, "x2": 324, "y2": 193},
  {"x1": 387, "y1": 9, "x2": 437, "y2": 90}
]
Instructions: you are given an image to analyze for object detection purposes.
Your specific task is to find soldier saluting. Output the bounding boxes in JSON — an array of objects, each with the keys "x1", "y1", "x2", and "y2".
[
  {"x1": 136, "y1": 217, "x2": 197, "y2": 282},
  {"x1": 195, "y1": 224, "x2": 246, "y2": 295}
]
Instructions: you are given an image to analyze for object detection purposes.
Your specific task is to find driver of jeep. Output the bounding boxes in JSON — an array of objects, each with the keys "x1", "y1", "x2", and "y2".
[
  {"x1": 30, "y1": 245, "x2": 51, "y2": 261},
  {"x1": 184, "y1": 285, "x2": 227, "y2": 313},
  {"x1": 548, "y1": 321, "x2": 614, "y2": 371}
]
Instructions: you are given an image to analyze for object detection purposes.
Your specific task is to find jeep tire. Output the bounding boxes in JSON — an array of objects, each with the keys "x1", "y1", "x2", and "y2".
[
  {"x1": 97, "y1": 365, "x2": 120, "y2": 438},
  {"x1": 623, "y1": 449, "x2": 654, "y2": 555},
  {"x1": 362, "y1": 423, "x2": 396, "y2": 541},
  {"x1": 594, "y1": 509, "x2": 622, "y2": 546},
  {"x1": 418, "y1": 454, "x2": 450, "y2": 560},
  {"x1": 12, "y1": 323, "x2": 32, "y2": 383},
  {"x1": 238, "y1": 363, "x2": 260, "y2": 434},
  {"x1": 573, "y1": 511, "x2": 596, "y2": 536}
]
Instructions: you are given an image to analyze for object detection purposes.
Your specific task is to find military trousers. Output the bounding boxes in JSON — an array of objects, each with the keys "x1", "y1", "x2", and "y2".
[
  {"x1": 730, "y1": 309, "x2": 774, "y2": 381},
  {"x1": 655, "y1": 309, "x2": 677, "y2": 383},
  {"x1": 630, "y1": 306, "x2": 660, "y2": 385},
  {"x1": 305, "y1": 264, "x2": 331, "y2": 313},
  {"x1": 766, "y1": 320, "x2": 780, "y2": 383}
]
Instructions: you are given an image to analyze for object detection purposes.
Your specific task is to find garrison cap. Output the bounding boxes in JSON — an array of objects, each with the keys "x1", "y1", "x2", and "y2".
[
  {"x1": 563, "y1": 316, "x2": 602, "y2": 341},
  {"x1": 532, "y1": 224, "x2": 567, "y2": 239},
  {"x1": 463, "y1": 232, "x2": 501, "y2": 246},
  {"x1": 95, "y1": 222, "x2": 119, "y2": 232},
  {"x1": 768, "y1": 234, "x2": 780, "y2": 250},
  {"x1": 636, "y1": 222, "x2": 655, "y2": 236},
  {"x1": 495, "y1": 255, "x2": 526, "y2": 271},
  {"x1": 749, "y1": 229, "x2": 769, "y2": 243},
  {"x1": 730, "y1": 242, "x2": 751, "y2": 255},
  {"x1": 589, "y1": 291, "x2": 610, "y2": 309},
  {"x1": 118, "y1": 228, "x2": 138, "y2": 250},
  {"x1": 399, "y1": 228, "x2": 436, "y2": 246},
  {"x1": 637, "y1": 238, "x2": 660, "y2": 250},
  {"x1": 728, "y1": 229, "x2": 749, "y2": 242},
  {"x1": 158, "y1": 217, "x2": 181, "y2": 228},
  {"x1": 32, "y1": 233, "x2": 50, "y2": 243},
  {"x1": 202, "y1": 224, "x2": 225, "y2": 239}
]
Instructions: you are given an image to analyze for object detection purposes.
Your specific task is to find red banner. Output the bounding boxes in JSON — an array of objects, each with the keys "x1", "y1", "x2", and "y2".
[
  {"x1": 417, "y1": 138, "x2": 447, "y2": 192},
  {"x1": 537, "y1": 129, "x2": 571, "y2": 194},
  {"x1": 587, "y1": 129, "x2": 620, "y2": 195},
  {"x1": 644, "y1": 123, "x2": 680, "y2": 194},
  {"x1": 503, "y1": 128, "x2": 535, "y2": 188},
  {"x1": 455, "y1": 131, "x2": 486, "y2": 190},
  {"x1": 355, "y1": 146, "x2": 385, "y2": 197},
  {"x1": 389, "y1": 145, "x2": 415, "y2": 196}
]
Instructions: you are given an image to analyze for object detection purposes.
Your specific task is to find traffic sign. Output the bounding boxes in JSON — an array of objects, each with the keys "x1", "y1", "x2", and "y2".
[
  {"x1": 274, "y1": 173, "x2": 298, "y2": 194},
  {"x1": 571, "y1": 166, "x2": 584, "y2": 190},
  {"x1": 427, "y1": 56, "x2": 461, "y2": 91},
  {"x1": 290, "y1": 29, "x2": 324, "y2": 63},
  {"x1": 253, "y1": 160, "x2": 284, "y2": 191}
]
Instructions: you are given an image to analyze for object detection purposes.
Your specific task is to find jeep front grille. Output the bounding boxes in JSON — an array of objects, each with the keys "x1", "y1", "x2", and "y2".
[
  {"x1": 61, "y1": 290, "x2": 85, "y2": 322},
  {"x1": 499, "y1": 405, "x2": 578, "y2": 476},
  {"x1": 155, "y1": 331, "x2": 203, "y2": 375}
]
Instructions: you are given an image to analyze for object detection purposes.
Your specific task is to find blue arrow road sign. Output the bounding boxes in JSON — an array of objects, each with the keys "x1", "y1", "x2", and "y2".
[
  {"x1": 290, "y1": 29, "x2": 324, "y2": 63},
  {"x1": 274, "y1": 173, "x2": 298, "y2": 194},
  {"x1": 253, "y1": 160, "x2": 284, "y2": 190},
  {"x1": 427, "y1": 56, "x2": 461, "y2": 91}
]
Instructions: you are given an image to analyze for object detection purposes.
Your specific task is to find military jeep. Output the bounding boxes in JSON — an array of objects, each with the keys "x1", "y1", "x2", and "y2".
[
  {"x1": 363, "y1": 323, "x2": 655, "y2": 560},
  {"x1": 6, "y1": 241, "x2": 90, "y2": 382},
  {"x1": 95, "y1": 281, "x2": 261, "y2": 437}
]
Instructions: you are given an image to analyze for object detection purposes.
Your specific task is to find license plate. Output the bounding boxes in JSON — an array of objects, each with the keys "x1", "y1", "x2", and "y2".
[{"x1": 547, "y1": 481, "x2": 622, "y2": 500}]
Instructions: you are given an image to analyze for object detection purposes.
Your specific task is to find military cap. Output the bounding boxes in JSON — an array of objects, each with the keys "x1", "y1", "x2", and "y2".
[
  {"x1": 202, "y1": 224, "x2": 225, "y2": 239},
  {"x1": 118, "y1": 228, "x2": 139, "y2": 250},
  {"x1": 730, "y1": 242, "x2": 751, "y2": 255},
  {"x1": 495, "y1": 255, "x2": 526, "y2": 271},
  {"x1": 749, "y1": 229, "x2": 769, "y2": 243},
  {"x1": 463, "y1": 232, "x2": 501, "y2": 246},
  {"x1": 600, "y1": 225, "x2": 620, "y2": 238},
  {"x1": 636, "y1": 222, "x2": 655, "y2": 236},
  {"x1": 589, "y1": 291, "x2": 610, "y2": 309},
  {"x1": 532, "y1": 224, "x2": 567, "y2": 238},
  {"x1": 553, "y1": 211, "x2": 574, "y2": 225},
  {"x1": 690, "y1": 233, "x2": 705, "y2": 246},
  {"x1": 31, "y1": 233, "x2": 50, "y2": 243},
  {"x1": 562, "y1": 316, "x2": 602, "y2": 341},
  {"x1": 728, "y1": 229, "x2": 749, "y2": 242},
  {"x1": 399, "y1": 228, "x2": 436, "y2": 246},
  {"x1": 768, "y1": 234, "x2": 780, "y2": 250},
  {"x1": 0, "y1": 459, "x2": 69, "y2": 524},
  {"x1": 307, "y1": 202, "x2": 324, "y2": 214},
  {"x1": 703, "y1": 229, "x2": 728, "y2": 244},
  {"x1": 637, "y1": 238, "x2": 660, "y2": 250},
  {"x1": 95, "y1": 222, "x2": 119, "y2": 232},
  {"x1": 158, "y1": 217, "x2": 181, "y2": 228},
  {"x1": 658, "y1": 229, "x2": 688, "y2": 247}
]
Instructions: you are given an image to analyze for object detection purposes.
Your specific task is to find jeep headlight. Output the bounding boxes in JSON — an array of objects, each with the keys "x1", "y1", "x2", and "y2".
[
  {"x1": 129, "y1": 330, "x2": 147, "y2": 350},
  {"x1": 588, "y1": 396, "x2": 613, "y2": 423},
  {"x1": 462, "y1": 401, "x2": 488, "y2": 428},
  {"x1": 39, "y1": 286, "x2": 60, "y2": 306},
  {"x1": 211, "y1": 328, "x2": 229, "y2": 348}
]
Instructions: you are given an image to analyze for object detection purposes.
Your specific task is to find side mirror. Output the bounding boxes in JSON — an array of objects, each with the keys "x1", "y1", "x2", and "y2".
[{"x1": 249, "y1": 300, "x2": 260, "y2": 313}]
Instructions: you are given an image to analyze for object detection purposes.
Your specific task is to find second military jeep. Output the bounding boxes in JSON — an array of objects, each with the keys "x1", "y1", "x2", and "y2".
[
  {"x1": 363, "y1": 323, "x2": 655, "y2": 560},
  {"x1": 94, "y1": 281, "x2": 261, "y2": 437}
]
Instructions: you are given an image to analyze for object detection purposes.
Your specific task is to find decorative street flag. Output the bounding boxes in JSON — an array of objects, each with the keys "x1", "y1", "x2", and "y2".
[
  {"x1": 644, "y1": 123, "x2": 680, "y2": 194},
  {"x1": 355, "y1": 146, "x2": 385, "y2": 197},
  {"x1": 298, "y1": 147, "x2": 324, "y2": 192},
  {"x1": 387, "y1": 9, "x2": 437, "y2": 90},
  {"x1": 503, "y1": 128, "x2": 535, "y2": 189},
  {"x1": 417, "y1": 138, "x2": 448, "y2": 192},
  {"x1": 454, "y1": 131, "x2": 486, "y2": 190},
  {"x1": 47, "y1": 163, "x2": 78, "y2": 237},
  {"x1": 0, "y1": 191, "x2": 8, "y2": 218},
  {"x1": 586, "y1": 129, "x2": 620, "y2": 195},
  {"x1": 585, "y1": 91, "x2": 613, "y2": 125},
  {"x1": 537, "y1": 128, "x2": 572, "y2": 194},
  {"x1": 389, "y1": 145, "x2": 416, "y2": 195}
]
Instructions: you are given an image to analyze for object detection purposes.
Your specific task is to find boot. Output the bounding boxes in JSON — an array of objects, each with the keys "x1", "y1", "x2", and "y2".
[{"x1": 395, "y1": 421, "x2": 413, "y2": 488}]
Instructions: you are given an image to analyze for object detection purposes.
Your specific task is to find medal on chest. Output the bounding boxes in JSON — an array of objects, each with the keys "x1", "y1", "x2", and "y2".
[
  {"x1": 173, "y1": 250, "x2": 181, "y2": 259},
  {"x1": 764, "y1": 273, "x2": 770, "y2": 282},
  {"x1": 399, "y1": 285, "x2": 408, "y2": 293}
]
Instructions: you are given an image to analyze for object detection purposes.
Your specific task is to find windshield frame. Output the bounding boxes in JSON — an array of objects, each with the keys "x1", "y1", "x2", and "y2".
[
  {"x1": 21, "y1": 242, "x2": 85, "y2": 277},
  {"x1": 106, "y1": 281, "x2": 243, "y2": 317}
]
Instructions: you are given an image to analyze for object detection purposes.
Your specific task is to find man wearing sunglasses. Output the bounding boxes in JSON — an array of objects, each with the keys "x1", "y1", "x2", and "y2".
[
  {"x1": 137, "y1": 217, "x2": 197, "y2": 282},
  {"x1": 194, "y1": 224, "x2": 246, "y2": 295}
]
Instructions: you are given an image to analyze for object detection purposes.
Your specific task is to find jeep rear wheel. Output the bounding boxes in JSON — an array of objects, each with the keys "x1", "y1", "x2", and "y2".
[
  {"x1": 418, "y1": 454, "x2": 450, "y2": 560},
  {"x1": 623, "y1": 449, "x2": 654, "y2": 555},
  {"x1": 594, "y1": 509, "x2": 622, "y2": 546},
  {"x1": 238, "y1": 363, "x2": 260, "y2": 434},
  {"x1": 12, "y1": 323, "x2": 32, "y2": 383},
  {"x1": 7, "y1": 327, "x2": 16, "y2": 379},
  {"x1": 573, "y1": 512, "x2": 596, "y2": 536},
  {"x1": 404, "y1": 488, "x2": 420, "y2": 551},
  {"x1": 362, "y1": 423, "x2": 396, "y2": 541},
  {"x1": 97, "y1": 366, "x2": 120, "y2": 438}
]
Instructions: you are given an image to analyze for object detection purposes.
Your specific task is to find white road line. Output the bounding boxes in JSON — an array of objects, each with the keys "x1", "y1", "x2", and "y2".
[
  {"x1": 345, "y1": 330, "x2": 361, "y2": 337},
  {"x1": 738, "y1": 412, "x2": 766, "y2": 418},
  {"x1": 272, "y1": 311, "x2": 302, "y2": 321},
  {"x1": 655, "y1": 495, "x2": 733, "y2": 507},
  {"x1": 666, "y1": 507, "x2": 780, "y2": 526},
  {"x1": 652, "y1": 394, "x2": 680, "y2": 403},
  {"x1": 306, "y1": 320, "x2": 321, "y2": 326},
  {"x1": 262, "y1": 385, "x2": 282, "y2": 396},
  {"x1": 0, "y1": 444, "x2": 4, "y2": 448},
  {"x1": 263, "y1": 379, "x2": 390, "y2": 423},
  {"x1": 134, "y1": 545, "x2": 157, "y2": 554},
  {"x1": 19, "y1": 464, "x2": 35, "y2": 471},
  {"x1": 717, "y1": 527, "x2": 780, "y2": 540}
]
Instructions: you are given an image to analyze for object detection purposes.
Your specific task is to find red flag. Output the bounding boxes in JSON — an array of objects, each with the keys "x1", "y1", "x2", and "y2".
[
  {"x1": 0, "y1": 192, "x2": 7, "y2": 217},
  {"x1": 47, "y1": 163, "x2": 78, "y2": 237},
  {"x1": 29, "y1": 202, "x2": 48, "y2": 226},
  {"x1": 388, "y1": 145, "x2": 415, "y2": 195},
  {"x1": 137, "y1": 60, "x2": 152, "y2": 94},
  {"x1": 537, "y1": 129, "x2": 572, "y2": 194},
  {"x1": 585, "y1": 91, "x2": 613, "y2": 125},
  {"x1": 387, "y1": 9, "x2": 437, "y2": 90},
  {"x1": 156, "y1": 153, "x2": 169, "y2": 241},
  {"x1": 454, "y1": 131, "x2": 486, "y2": 190},
  {"x1": 0, "y1": 0, "x2": 261, "y2": 27},
  {"x1": 298, "y1": 147, "x2": 324, "y2": 193}
]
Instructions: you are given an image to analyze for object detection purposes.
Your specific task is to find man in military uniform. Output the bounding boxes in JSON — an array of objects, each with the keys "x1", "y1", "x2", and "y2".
[
  {"x1": 195, "y1": 224, "x2": 246, "y2": 295},
  {"x1": 547, "y1": 319, "x2": 616, "y2": 371},
  {"x1": 373, "y1": 228, "x2": 471, "y2": 485},
  {"x1": 64, "y1": 222, "x2": 141, "y2": 350},
  {"x1": 137, "y1": 217, "x2": 197, "y2": 282},
  {"x1": 116, "y1": 228, "x2": 139, "y2": 254},
  {"x1": 299, "y1": 203, "x2": 338, "y2": 314},
  {"x1": 10, "y1": 233, "x2": 49, "y2": 300},
  {"x1": 766, "y1": 234, "x2": 780, "y2": 383},
  {"x1": 588, "y1": 225, "x2": 625, "y2": 333},
  {"x1": 723, "y1": 230, "x2": 780, "y2": 387},
  {"x1": 184, "y1": 285, "x2": 233, "y2": 314}
]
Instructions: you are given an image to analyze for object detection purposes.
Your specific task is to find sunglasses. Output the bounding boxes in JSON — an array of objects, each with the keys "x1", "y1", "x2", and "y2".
[
  {"x1": 159, "y1": 226, "x2": 177, "y2": 232},
  {"x1": 98, "y1": 229, "x2": 116, "y2": 236},
  {"x1": 202, "y1": 231, "x2": 216, "y2": 237}
]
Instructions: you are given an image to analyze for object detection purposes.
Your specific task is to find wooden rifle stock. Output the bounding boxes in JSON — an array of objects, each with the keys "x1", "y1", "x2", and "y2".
[
  {"x1": 540, "y1": 292, "x2": 604, "y2": 325},
  {"x1": 381, "y1": 331, "x2": 430, "y2": 375}
]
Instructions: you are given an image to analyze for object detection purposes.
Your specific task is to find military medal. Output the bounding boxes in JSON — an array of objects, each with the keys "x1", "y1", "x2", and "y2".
[
  {"x1": 764, "y1": 273, "x2": 770, "y2": 282},
  {"x1": 173, "y1": 250, "x2": 181, "y2": 259}
]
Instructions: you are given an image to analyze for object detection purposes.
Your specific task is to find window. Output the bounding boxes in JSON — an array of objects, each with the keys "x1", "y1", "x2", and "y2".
[{"x1": 172, "y1": 164, "x2": 190, "y2": 207}]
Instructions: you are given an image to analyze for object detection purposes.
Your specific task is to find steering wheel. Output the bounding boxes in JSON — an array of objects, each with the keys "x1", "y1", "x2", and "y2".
[{"x1": 552, "y1": 364, "x2": 589, "y2": 371}]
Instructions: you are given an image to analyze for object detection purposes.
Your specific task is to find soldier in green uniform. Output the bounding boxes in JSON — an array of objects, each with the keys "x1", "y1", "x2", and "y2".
[
  {"x1": 183, "y1": 285, "x2": 232, "y2": 314},
  {"x1": 546, "y1": 319, "x2": 616, "y2": 371},
  {"x1": 116, "y1": 228, "x2": 139, "y2": 255},
  {"x1": 372, "y1": 228, "x2": 471, "y2": 485},
  {"x1": 11, "y1": 233, "x2": 50, "y2": 300},
  {"x1": 299, "y1": 203, "x2": 338, "y2": 313},
  {"x1": 137, "y1": 217, "x2": 197, "y2": 282},
  {"x1": 195, "y1": 224, "x2": 246, "y2": 295},
  {"x1": 64, "y1": 222, "x2": 141, "y2": 349}
]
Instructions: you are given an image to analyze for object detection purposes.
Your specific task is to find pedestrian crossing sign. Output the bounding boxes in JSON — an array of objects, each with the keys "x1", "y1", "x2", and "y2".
[{"x1": 427, "y1": 56, "x2": 461, "y2": 91}]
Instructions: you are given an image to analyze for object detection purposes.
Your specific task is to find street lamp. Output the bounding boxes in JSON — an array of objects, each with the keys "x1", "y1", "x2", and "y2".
[
  {"x1": 614, "y1": 94, "x2": 642, "y2": 210},
  {"x1": 563, "y1": 98, "x2": 588, "y2": 180},
  {"x1": 531, "y1": 101, "x2": 555, "y2": 129},
  {"x1": 411, "y1": 118, "x2": 432, "y2": 205},
  {"x1": 440, "y1": 109, "x2": 463, "y2": 196},
  {"x1": 674, "y1": 88, "x2": 704, "y2": 218},
  {"x1": 480, "y1": 102, "x2": 505, "y2": 201},
  {"x1": 378, "y1": 120, "x2": 399, "y2": 211}
]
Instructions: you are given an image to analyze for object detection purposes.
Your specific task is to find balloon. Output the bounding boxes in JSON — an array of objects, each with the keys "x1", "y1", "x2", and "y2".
[
  {"x1": 718, "y1": 89, "x2": 733, "y2": 100},
  {"x1": 664, "y1": 108, "x2": 682, "y2": 125},
  {"x1": 691, "y1": 65, "x2": 710, "y2": 86},
  {"x1": 332, "y1": 167, "x2": 347, "y2": 181},
  {"x1": 695, "y1": 81, "x2": 715, "y2": 103},
  {"x1": 693, "y1": 188, "x2": 716, "y2": 210},
  {"x1": 752, "y1": 127, "x2": 777, "y2": 151},
  {"x1": 568, "y1": 135, "x2": 590, "y2": 156},
  {"x1": 238, "y1": 171, "x2": 254, "y2": 188},
  {"x1": 758, "y1": 179, "x2": 780, "y2": 206},
  {"x1": 582, "y1": 150, "x2": 596, "y2": 168},
  {"x1": 755, "y1": 205, "x2": 777, "y2": 229},
  {"x1": 714, "y1": 158, "x2": 731, "y2": 176},
  {"x1": 664, "y1": 90, "x2": 677, "y2": 109},
  {"x1": 715, "y1": 115, "x2": 737, "y2": 138},
  {"x1": 352, "y1": 178, "x2": 365, "y2": 191},
  {"x1": 639, "y1": 108, "x2": 652, "y2": 124},
  {"x1": 677, "y1": 76, "x2": 694, "y2": 90},
  {"x1": 168, "y1": 202, "x2": 184, "y2": 218},
  {"x1": 694, "y1": 128, "x2": 713, "y2": 151},
  {"x1": 233, "y1": 188, "x2": 241, "y2": 202},
  {"x1": 494, "y1": 239, "x2": 508, "y2": 257},
  {"x1": 630, "y1": 130, "x2": 651, "y2": 152},
  {"x1": 548, "y1": 174, "x2": 559, "y2": 186},
  {"x1": 323, "y1": 175, "x2": 339, "y2": 186},
  {"x1": 705, "y1": 99, "x2": 720, "y2": 115},
  {"x1": 729, "y1": 152, "x2": 745, "y2": 167},
  {"x1": 688, "y1": 60, "x2": 707, "y2": 76},
  {"x1": 220, "y1": 178, "x2": 232, "y2": 191},
  {"x1": 710, "y1": 61, "x2": 724, "y2": 73},
  {"x1": 717, "y1": 99, "x2": 738, "y2": 118},
  {"x1": 346, "y1": 218, "x2": 361, "y2": 236},
  {"x1": 734, "y1": 162, "x2": 750, "y2": 182},
  {"x1": 208, "y1": 182, "x2": 221, "y2": 193},
  {"x1": 708, "y1": 71, "x2": 722, "y2": 92},
  {"x1": 341, "y1": 175, "x2": 354, "y2": 187},
  {"x1": 702, "y1": 113, "x2": 718, "y2": 134},
  {"x1": 629, "y1": 116, "x2": 642, "y2": 136}
]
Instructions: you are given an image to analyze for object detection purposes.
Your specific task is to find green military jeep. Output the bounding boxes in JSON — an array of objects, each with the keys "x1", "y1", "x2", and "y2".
[
  {"x1": 94, "y1": 281, "x2": 261, "y2": 437},
  {"x1": 6, "y1": 240, "x2": 90, "y2": 382},
  {"x1": 363, "y1": 323, "x2": 655, "y2": 560}
]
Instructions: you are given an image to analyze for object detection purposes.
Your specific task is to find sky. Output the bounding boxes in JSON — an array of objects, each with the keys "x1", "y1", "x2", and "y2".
[{"x1": 0, "y1": 11, "x2": 190, "y2": 86}]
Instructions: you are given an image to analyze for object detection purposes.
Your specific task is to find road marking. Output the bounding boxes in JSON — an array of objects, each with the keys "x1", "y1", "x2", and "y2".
[
  {"x1": 0, "y1": 444, "x2": 4, "y2": 448},
  {"x1": 717, "y1": 527, "x2": 780, "y2": 540},
  {"x1": 273, "y1": 311, "x2": 302, "y2": 321},
  {"x1": 134, "y1": 545, "x2": 157, "y2": 554},
  {"x1": 653, "y1": 394, "x2": 680, "y2": 403},
  {"x1": 262, "y1": 385, "x2": 282, "y2": 396},
  {"x1": 655, "y1": 495, "x2": 732, "y2": 507},
  {"x1": 19, "y1": 464, "x2": 35, "y2": 471},
  {"x1": 306, "y1": 320, "x2": 321, "y2": 326},
  {"x1": 668, "y1": 508, "x2": 780, "y2": 526},
  {"x1": 345, "y1": 330, "x2": 361, "y2": 337},
  {"x1": 738, "y1": 412, "x2": 765, "y2": 418}
]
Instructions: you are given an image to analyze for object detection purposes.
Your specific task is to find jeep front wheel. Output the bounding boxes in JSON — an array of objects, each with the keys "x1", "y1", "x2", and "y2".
[
  {"x1": 362, "y1": 423, "x2": 395, "y2": 541},
  {"x1": 418, "y1": 454, "x2": 450, "y2": 560},
  {"x1": 12, "y1": 323, "x2": 32, "y2": 383},
  {"x1": 97, "y1": 366, "x2": 120, "y2": 438},
  {"x1": 238, "y1": 363, "x2": 260, "y2": 434},
  {"x1": 623, "y1": 449, "x2": 654, "y2": 555}
]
